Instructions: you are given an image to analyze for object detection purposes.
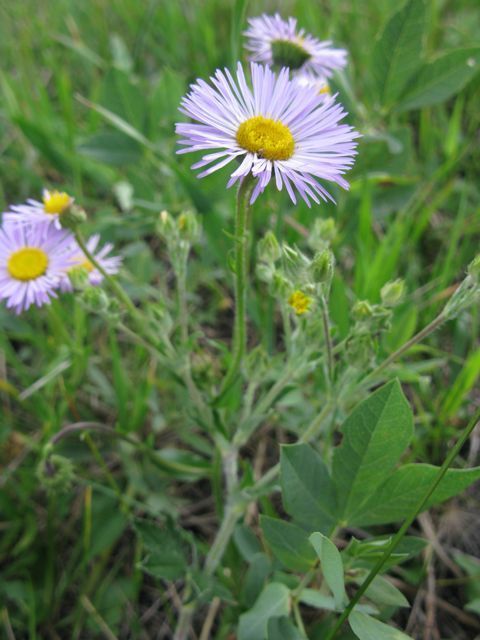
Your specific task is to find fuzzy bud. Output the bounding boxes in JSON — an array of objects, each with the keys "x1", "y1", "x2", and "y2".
[
  {"x1": 59, "y1": 204, "x2": 87, "y2": 230},
  {"x1": 258, "y1": 231, "x2": 281, "y2": 263},
  {"x1": 309, "y1": 250, "x2": 334, "y2": 284},
  {"x1": 352, "y1": 300, "x2": 373, "y2": 321},
  {"x1": 37, "y1": 454, "x2": 74, "y2": 493},
  {"x1": 380, "y1": 279, "x2": 406, "y2": 306},
  {"x1": 81, "y1": 286, "x2": 110, "y2": 313},
  {"x1": 156, "y1": 210, "x2": 176, "y2": 240},
  {"x1": 178, "y1": 209, "x2": 201, "y2": 242},
  {"x1": 68, "y1": 265, "x2": 91, "y2": 290},
  {"x1": 256, "y1": 263, "x2": 275, "y2": 283},
  {"x1": 270, "y1": 272, "x2": 292, "y2": 298},
  {"x1": 308, "y1": 217, "x2": 337, "y2": 250}
]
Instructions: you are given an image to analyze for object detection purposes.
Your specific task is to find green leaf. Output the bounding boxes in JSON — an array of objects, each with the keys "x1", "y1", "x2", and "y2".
[
  {"x1": 342, "y1": 535, "x2": 427, "y2": 569},
  {"x1": 395, "y1": 47, "x2": 480, "y2": 112},
  {"x1": 78, "y1": 133, "x2": 142, "y2": 166},
  {"x1": 299, "y1": 590, "x2": 377, "y2": 615},
  {"x1": 261, "y1": 516, "x2": 317, "y2": 572},
  {"x1": 267, "y1": 616, "x2": 306, "y2": 640},
  {"x1": 134, "y1": 518, "x2": 188, "y2": 581},
  {"x1": 243, "y1": 553, "x2": 271, "y2": 608},
  {"x1": 237, "y1": 582, "x2": 291, "y2": 640},
  {"x1": 234, "y1": 524, "x2": 262, "y2": 562},
  {"x1": 440, "y1": 345, "x2": 480, "y2": 419},
  {"x1": 280, "y1": 444, "x2": 337, "y2": 529},
  {"x1": 309, "y1": 533, "x2": 347, "y2": 610},
  {"x1": 332, "y1": 380, "x2": 413, "y2": 525},
  {"x1": 349, "y1": 610, "x2": 413, "y2": 640},
  {"x1": 371, "y1": 0, "x2": 426, "y2": 107},
  {"x1": 359, "y1": 574, "x2": 410, "y2": 608},
  {"x1": 190, "y1": 570, "x2": 236, "y2": 604},
  {"x1": 349, "y1": 464, "x2": 480, "y2": 527}
]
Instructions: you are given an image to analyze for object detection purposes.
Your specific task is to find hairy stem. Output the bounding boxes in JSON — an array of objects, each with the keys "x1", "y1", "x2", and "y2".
[{"x1": 219, "y1": 172, "x2": 256, "y2": 395}]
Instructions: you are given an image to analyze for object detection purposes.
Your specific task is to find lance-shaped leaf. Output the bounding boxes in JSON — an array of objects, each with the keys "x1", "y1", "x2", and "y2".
[
  {"x1": 347, "y1": 464, "x2": 480, "y2": 527},
  {"x1": 267, "y1": 616, "x2": 306, "y2": 640},
  {"x1": 261, "y1": 516, "x2": 317, "y2": 572},
  {"x1": 371, "y1": 0, "x2": 426, "y2": 107},
  {"x1": 332, "y1": 380, "x2": 413, "y2": 525},
  {"x1": 349, "y1": 610, "x2": 413, "y2": 640},
  {"x1": 310, "y1": 533, "x2": 348, "y2": 610},
  {"x1": 395, "y1": 47, "x2": 480, "y2": 112},
  {"x1": 281, "y1": 443, "x2": 337, "y2": 529}
]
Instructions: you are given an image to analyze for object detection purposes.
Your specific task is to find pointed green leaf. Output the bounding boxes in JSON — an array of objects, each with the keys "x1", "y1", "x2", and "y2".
[
  {"x1": 371, "y1": 0, "x2": 426, "y2": 107},
  {"x1": 261, "y1": 516, "x2": 317, "y2": 572},
  {"x1": 359, "y1": 574, "x2": 410, "y2": 608},
  {"x1": 349, "y1": 610, "x2": 413, "y2": 640},
  {"x1": 309, "y1": 533, "x2": 347, "y2": 610},
  {"x1": 134, "y1": 518, "x2": 188, "y2": 581},
  {"x1": 299, "y1": 590, "x2": 378, "y2": 615},
  {"x1": 395, "y1": 47, "x2": 480, "y2": 112},
  {"x1": 280, "y1": 443, "x2": 337, "y2": 529},
  {"x1": 243, "y1": 553, "x2": 271, "y2": 608},
  {"x1": 332, "y1": 380, "x2": 413, "y2": 524},
  {"x1": 238, "y1": 582, "x2": 290, "y2": 640},
  {"x1": 349, "y1": 464, "x2": 480, "y2": 527}
]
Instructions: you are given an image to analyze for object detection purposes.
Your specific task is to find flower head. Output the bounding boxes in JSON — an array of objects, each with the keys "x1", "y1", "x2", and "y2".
[
  {"x1": 288, "y1": 290, "x2": 313, "y2": 315},
  {"x1": 176, "y1": 62, "x2": 360, "y2": 207},
  {"x1": 60, "y1": 234, "x2": 123, "y2": 293},
  {"x1": 2, "y1": 189, "x2": 74, "y2": 229},
  {"x1": 0, "y1": 222, "x2": 79, "y2": 314},
  {"x1": 243, "y1": 13, "x2": 347, "y2": 80}
]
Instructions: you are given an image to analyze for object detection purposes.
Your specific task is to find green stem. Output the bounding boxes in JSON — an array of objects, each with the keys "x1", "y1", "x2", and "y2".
[
  {"x1": 321, "y1": 295, "x2": 334, "y2": 383},
  {"x1": 360, "y1": 312, "x2": 447, "y2": 388},
  {"x1": 203, "y1": 502, "x2": 245, "y2": 576},
  {"x1": 219, "y1": 172, "x2": 256, "y2": 395},
  {"x1": 324, "y1": 403, "x2": 480, "y2": 640},
  {"x1": 299, "y1": 398, "x2": 335, "y2": 443}
]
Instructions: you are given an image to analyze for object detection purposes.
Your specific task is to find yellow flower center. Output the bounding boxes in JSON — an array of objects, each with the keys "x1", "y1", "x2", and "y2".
[
  {"x1": 288, "y1": 290, "x2": 312, "y2": 315},
  {"x1": 8, "y1": 248, "x2": 48, "y2": 281},
  {"x1": 43, "y1": 190, "x2": 70, "y2": 215},
  {"x1": 81, "y1": 259, "x2": 94, "y2": 273},
  {"x1": 236, "y1": 115, "x2": 295, "y2": 161}
]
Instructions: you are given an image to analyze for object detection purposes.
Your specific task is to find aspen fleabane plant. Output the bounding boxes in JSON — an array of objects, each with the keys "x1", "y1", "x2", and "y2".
[
  {"x1": 176, "y1": 62, "x2": 360, "y2": 207},
  {"x1": 3, "y1": 188, "x2": 74, "y2": 229}
]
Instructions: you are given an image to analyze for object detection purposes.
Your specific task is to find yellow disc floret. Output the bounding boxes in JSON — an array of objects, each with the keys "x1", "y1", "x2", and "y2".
[
  {"x1": 43, "y1": 190, "x2": 71, "y2": 215},
  {"x1": 288, "y1": 290, "x2": 313, "y2": 315},
  {"x1": 8, "y1": 248, "x2": 48, "y2": 281},
  {"x1": 236, "y1": 115, "x2": 295, "y2": 161}
]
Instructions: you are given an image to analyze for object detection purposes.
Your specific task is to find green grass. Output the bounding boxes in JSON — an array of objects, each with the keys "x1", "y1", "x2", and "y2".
[{"x1": 1, "y1": 0, "x2": 480, "y2": 637}]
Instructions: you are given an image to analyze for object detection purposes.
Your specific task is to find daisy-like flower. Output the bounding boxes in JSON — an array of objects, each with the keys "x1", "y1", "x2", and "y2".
[
  {"x1": 176, "y1": 62, "x2": 360, "y2": 207},
  {"x1": 243, "y1": 13, "x2": 347, "y2": 80},
  {"x1": 60, "y1": 233, "x2": 123, "y2": 293},
  {"x1": 288, "y1": 290, "x2": 313, "y2": 315},
  {"x1": 2, "y1": 189, "x2": 74, "y2": 229},
  {"x1": 0, "y1": 222, "x2": 79, "y2": 314}
]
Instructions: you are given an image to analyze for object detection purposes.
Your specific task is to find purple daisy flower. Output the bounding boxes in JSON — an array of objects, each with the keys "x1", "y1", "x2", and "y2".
[
  {"x1": 2, "y1": 189, "x2": 74, "y2": 229},
  {"x1": 60, "y1": 234, "x2": 123, "y2": 293},
  {"x1": 243, "y1": 13, "x2": 347, "y2": 80},
  {"x1": 176, "y1": 62, "x2": 360, "y2": 207},
  {"x1": 0, "y1": 222, "x2": 79, "y2": 314}
]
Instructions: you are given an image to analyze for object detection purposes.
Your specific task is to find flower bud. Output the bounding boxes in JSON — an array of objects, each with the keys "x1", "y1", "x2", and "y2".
[
  {"x1": 352, "y1": 300, "x2": 373, "y2": 321},
  {"x1": 68, "y1": 265, "x2": 91, "y2": 290},
  {"x1": 258, "y1": 231, "x2": 281, "y2": 263},
  {"x1": 380, "y1": 279, "x2": 406, "y2": 306},
  {"x1": 271, "y1": 39, "x2": 311, "y2": 71},
  {"x1": 468, "y1": 255, "x2": 480, "y2": 284},
  {"x1": 308, "y1": 217, "x2": 337, "y2": 250},
  {"x1": 256, "y1": 263, "x2": 275, "y2": 283},
  {"x1": 309, "y1": 250, "x2": 334, "y2": 284},
  {"x1": 37, "y1": 454, "x2": 74, "y2": 493},
  {"x1": 81, "y1": 286, "x2": 110, "y2": 313},
  {"x1": 59, "y1": 204, "x2": 87, "y2": 230},
  {"x1": 346, "y1": 335, "x2": 376, "y2": 369},
  {"x1": 270, "y1": 272, "x2": 292, "y2": 298},
  {"x1": 156, "y1": 210, "x2": 176, "y2": 240},
  {"x1": 178, "y1": 209, "x2": 201, "y2": 242}
]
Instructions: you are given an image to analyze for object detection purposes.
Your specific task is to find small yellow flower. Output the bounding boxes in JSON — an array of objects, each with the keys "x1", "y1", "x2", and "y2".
[{"x1": 288, "y1": 290, "x2": 313, "y2": 315}]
